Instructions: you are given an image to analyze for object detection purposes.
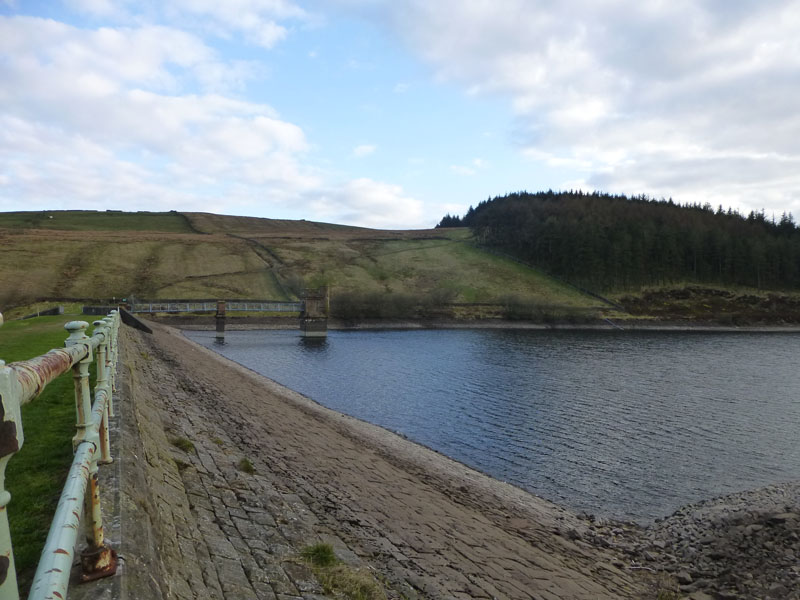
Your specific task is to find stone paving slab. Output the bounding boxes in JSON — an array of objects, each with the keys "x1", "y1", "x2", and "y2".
[{"x1": 110, "y1": 323, "x2": 648, "y2": 599}]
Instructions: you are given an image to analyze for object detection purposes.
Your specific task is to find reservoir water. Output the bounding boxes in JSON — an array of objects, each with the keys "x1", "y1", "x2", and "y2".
[{"x1": 185, "y1": 328, "x2": 800, "y2": 523}]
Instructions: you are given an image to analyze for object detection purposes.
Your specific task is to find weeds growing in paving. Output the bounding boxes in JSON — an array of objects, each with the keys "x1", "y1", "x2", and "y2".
[
  {"x1": 171, "y1": 437, "x2": 195, "y2": 453},
  {"x1": 300, "y1": 543, "x2": 387, "y2": 600},
  {"x1": 238, "y1": 458, "x2": 256, "y2": 474}
]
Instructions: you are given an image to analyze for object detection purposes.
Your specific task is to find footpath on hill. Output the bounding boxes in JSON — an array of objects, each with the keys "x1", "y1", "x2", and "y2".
[{"x1": 115, "y1": 322, "x2": 650, "y2": 599}]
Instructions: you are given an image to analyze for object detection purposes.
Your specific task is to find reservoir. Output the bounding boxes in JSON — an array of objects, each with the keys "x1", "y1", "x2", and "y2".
[{"x1": 185, "y1": 328, "x2": 800, "y2": 523}]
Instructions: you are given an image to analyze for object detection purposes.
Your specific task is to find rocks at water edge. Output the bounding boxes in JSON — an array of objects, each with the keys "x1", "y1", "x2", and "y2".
[{"x1": 582, "y1": 481, "x2": 800, "y2": 599}]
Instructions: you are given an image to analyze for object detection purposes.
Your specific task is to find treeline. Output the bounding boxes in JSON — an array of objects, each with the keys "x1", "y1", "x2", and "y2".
[{"x1": 437, "y1": 190, "x2": 800, "y2": 291}]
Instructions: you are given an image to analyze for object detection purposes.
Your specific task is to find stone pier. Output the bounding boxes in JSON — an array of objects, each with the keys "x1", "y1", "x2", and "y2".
[
  {"x1": 216, "y1": 301, "x2": 226, "y2": 343},
  {"x1": 299, "y1": 288, "x2": 328, "y2": 338}
]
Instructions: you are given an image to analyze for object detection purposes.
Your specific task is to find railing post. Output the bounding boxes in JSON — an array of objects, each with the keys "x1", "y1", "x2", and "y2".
[
  {"x1": 107, "y1": 312, "x2": 118, "y2": 400},
  {"x1": 65, "y1": 322, "x2": 93, "y2": 449},
  {"x1": 63, "y1": 322, "x2": 116, "y2": 581},
  {"x1": 102, "y1": 313, "x2": 117, "y2": 443},
  {"x1": 92, "y1": 321, "x2": 112, "y2": 465},
  {"x1": 0, "y1": 360, "x2": 21, "y2": 600}
]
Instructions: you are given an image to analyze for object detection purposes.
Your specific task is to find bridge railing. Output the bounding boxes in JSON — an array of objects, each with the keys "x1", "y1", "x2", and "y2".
[
  {"x1": 0, "y1": 311, "x2": 121, "y2": 600},
  {"x1": 131, "y1": 300, "x2": 303, "y2": 313}
]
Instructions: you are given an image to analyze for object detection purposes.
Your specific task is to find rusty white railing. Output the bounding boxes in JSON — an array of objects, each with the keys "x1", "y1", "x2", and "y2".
[{"x1": 0, "y1": 311, "x2": 121, "y2": 600}]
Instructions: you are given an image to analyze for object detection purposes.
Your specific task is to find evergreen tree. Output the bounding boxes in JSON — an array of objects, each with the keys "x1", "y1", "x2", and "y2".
[{"x1": 438, "y1": 191, "x2": 800, "y2": 291}]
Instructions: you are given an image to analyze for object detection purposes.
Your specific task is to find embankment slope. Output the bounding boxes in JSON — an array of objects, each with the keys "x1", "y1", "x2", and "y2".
[{"x1": 122, "y1": 321, "x2": 648, "y2": 599}]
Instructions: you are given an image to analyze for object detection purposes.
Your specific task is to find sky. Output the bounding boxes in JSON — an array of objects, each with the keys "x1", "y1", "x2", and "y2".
[{"x1": 1, "y1": 1, "x2": 799, "y2": 230}]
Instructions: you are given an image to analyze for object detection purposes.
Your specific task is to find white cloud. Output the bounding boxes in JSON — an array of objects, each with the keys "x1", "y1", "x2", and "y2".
[
  {"x1": 450, "y1": 165, "x2": 475, "y2": 177},
  {"x1": 0, "y1": 12, "x2": 431, "y2": 229},
  {"x1": 352, "y1": 144, "x2": 376, "y2": 157},
  {"x1": 307, "y1": 178, "x2": 426, "y2": 229},
  {"x1": 333, "y1": 0, "x2": 800, "y2": 213},
  {"x1": 0, "y1": 16, "x2": 317, "y2": 216},
  {"x1": 64, "y1": 0, "x2": 311, "y2": 48},
  {"x1": 64, "y1": 0, "x2": 126, "y2": 18},
  {"x1": 450, "y1": 157, "x2": 486, "y2": 176},
  {"x1": 168, "y1": 0, "x2": 304, "y2": 48}
]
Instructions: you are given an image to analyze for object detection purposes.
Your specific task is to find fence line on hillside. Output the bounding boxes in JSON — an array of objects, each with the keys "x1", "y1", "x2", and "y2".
[{"x1": 0, "y1": 310, "x2": 121, "y2": 600}]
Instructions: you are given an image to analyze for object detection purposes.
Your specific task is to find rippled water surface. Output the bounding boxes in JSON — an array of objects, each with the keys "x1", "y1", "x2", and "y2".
[{"x1": 186, "y1": 328, "x2": 800, "y2": 523}]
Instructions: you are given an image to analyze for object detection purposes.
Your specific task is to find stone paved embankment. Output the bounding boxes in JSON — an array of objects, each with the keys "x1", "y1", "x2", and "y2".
[{"x1": 114, "y1": 322, "x2": 648, "y2": 599}]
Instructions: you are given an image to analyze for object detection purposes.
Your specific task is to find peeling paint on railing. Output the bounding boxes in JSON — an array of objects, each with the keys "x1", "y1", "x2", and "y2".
[{"x1": 0, "y1": 310, "x2": 121, "y2": 600}]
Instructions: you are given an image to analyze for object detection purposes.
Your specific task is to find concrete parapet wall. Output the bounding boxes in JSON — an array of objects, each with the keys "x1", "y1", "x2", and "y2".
[
  {"x1": 83, "y1": 306, "x2": 117, "y2": 316},
  {"x1": 21, "y1": 306, "x2": 63, "y2": 319}
]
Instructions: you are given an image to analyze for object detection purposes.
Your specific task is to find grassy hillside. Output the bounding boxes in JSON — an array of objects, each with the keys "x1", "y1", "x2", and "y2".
[
  {"x1": 0, "y1": 210, "x2": 600, "y2": 317},
  {"x1": 0, "y1": 210, "x2": 194, "y2": 232},
  {"x1": 0, "y1": 229, "x2": 286, "y2": 303}
]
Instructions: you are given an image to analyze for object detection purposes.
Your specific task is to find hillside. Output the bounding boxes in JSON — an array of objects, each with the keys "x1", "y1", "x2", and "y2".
[{"x1": 0, "y1": 210, "x2": 599, "y2": 318}]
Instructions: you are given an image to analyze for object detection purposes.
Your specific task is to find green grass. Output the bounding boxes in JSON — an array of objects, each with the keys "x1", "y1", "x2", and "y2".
[
  {"x1": 0, "y1": 231, "x2": 286, "y2": 308},
  {"x1": 0, "y1": 210, "x2": 194, "y2": 232},
  {"x1": 300, "y1": 544, "x2": 386, "y2": 600},
  {"x1": 237, "y1": 458, "x2": 255, "y2": 474},
  {"x1": 171, "y1": 437, "x2": 195, "y2": 453},
  {"x1": 272, "y1": 235, "x2": 597, "y2": 307},
  {"x1": 0, "y1": 315, "x2": 91, "y2": 592},
  {"x1": 301, "y1": 543, "x2": 338, "y2": 567},
  {"x1": 0, "y1": 302, "x2": 83, "y2": 322}
]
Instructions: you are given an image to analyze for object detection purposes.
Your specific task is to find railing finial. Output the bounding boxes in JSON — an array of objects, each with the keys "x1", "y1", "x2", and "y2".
[{"x1": 64, "y1": 320, "x2": 89, "y2": 342}]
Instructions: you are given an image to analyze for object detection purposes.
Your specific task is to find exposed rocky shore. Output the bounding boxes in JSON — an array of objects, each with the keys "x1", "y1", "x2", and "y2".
[{"x1": 583, "y1": 482, "x2": 800, "y2": 599}]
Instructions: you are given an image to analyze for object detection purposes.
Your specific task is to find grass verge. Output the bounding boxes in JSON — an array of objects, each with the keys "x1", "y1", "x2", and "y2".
[
  {"x1": 0, "y1": 315, "x2": 90, "y2": 592},
  {"x1": 171, "y1": 437, "x2": 195, "y2": 453},
  {"x1": 300, "y1": 543, "x2": 386, "y2": 600},
  {"x1": 237, "y1": 458, "x2": 255, "y2": 474}
]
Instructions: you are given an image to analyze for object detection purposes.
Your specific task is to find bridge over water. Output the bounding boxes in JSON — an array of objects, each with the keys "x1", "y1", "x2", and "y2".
[
  {"x1": 130, "y1": 300, "x2": 303, "y2": 314},
  {"x1": 126, "y1": 288, "x2": 330, "y2": 338}
]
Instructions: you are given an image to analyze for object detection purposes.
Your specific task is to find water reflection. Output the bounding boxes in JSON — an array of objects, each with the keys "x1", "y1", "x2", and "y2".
[{"x1": 299, "y1": 337, "x2": 329, "y2": 352}]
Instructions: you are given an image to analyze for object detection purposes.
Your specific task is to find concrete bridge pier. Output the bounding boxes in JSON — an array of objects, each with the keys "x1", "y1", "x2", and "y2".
[
  {"x1": 300, "y1": 287, "x2": 329, "y2": 338},
  {"x1": 215, "y1": 301, "x2": 226, "y2": 343}
]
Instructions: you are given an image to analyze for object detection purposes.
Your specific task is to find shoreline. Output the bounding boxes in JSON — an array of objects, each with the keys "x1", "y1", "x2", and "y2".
[
  {"x1": 119, "y1": 319, "x2": 800, "y2": 598},
  {"x1": 127, "y1": 320, "x2": 648, "y2": 598},
  {"x1": 145, "y1": 313, "x2": 800, "y2": 333},
  {"x1": 175, "y1": 321, "x2": 800, "y2": 598},
  {"x1": 182, "y1": 325, "x2": 800, "y2": 523}
]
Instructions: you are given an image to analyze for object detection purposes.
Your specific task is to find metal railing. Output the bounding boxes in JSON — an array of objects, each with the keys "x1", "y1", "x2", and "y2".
[
  {"x1": 131, "y1": 300, "x2": 302, "y2": 313},
  {"x1": 0, "y1": 310, "x2": 121, "y2": 600}
]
